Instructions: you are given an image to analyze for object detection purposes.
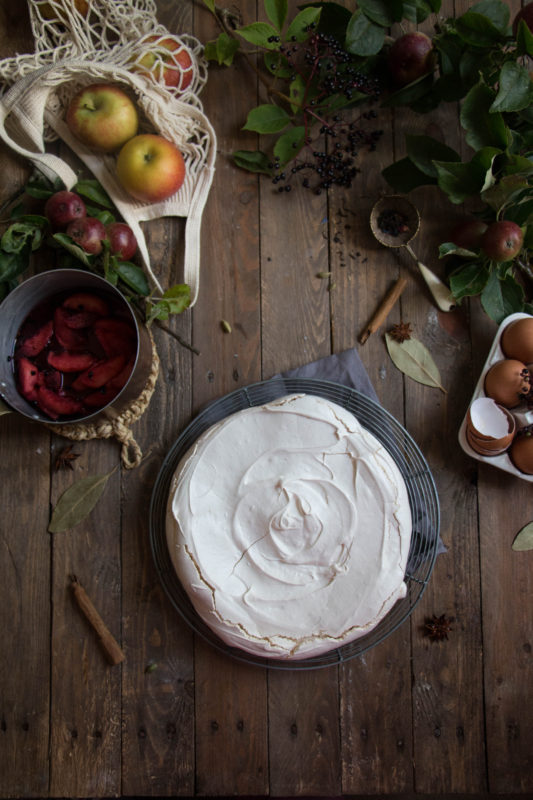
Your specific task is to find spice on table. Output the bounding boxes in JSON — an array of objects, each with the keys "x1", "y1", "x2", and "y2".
[
  {"x1": 389, "y1": 320, "x2": 413, "y2": 343},
  {"x1": 69, "y1": 575, "x2": 125, "y2": 665},
  {"x1": 359, "y1": 277, "x2": 408, "y2": 344},
  {"x1": 220, "y1": 319, "x2": 232, "y2": 334},
  {"x1": 54, "y1": 444, "x2": 80, "y2": 471},
  {"x1": 423, "y1": 613, "x2": 453, "y2": 641}
]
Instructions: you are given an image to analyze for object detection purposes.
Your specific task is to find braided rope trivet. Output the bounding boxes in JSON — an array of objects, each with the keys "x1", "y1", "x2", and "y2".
[{"x1": 46, "y1": 331, "x2": 159, "y2": 469}]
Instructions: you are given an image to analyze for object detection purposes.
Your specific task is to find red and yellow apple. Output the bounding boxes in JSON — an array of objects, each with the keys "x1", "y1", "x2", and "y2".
[
  {"x1": 37, "y1": 0, "x2": 89, "y2": 21},
  {"x1": 66, "y1": 83, "x2": 138, "y2": 153},
  {"x1": 131, "y1": 35, "x2": 194, "y2": 93},
  {"x1": 116, "y1": 134, "x2": 186, "y2": 203}
]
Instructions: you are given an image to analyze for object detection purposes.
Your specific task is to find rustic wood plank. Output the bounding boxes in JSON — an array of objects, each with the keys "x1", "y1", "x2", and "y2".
[
  {"x1": 49, "y1": 437, "x2": 122, "y2": 798},
  {"x1": 189, "y1": 3, "x2": 268, "y2": 796},
  {"x1": 393, "y1": 1, "x2": 485, "y2": 790}
]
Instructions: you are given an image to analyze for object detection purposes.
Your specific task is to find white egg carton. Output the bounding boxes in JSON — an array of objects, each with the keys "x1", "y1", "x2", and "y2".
[{"x1": 458, "y1": 312, "x2": 533, "y2": 482}]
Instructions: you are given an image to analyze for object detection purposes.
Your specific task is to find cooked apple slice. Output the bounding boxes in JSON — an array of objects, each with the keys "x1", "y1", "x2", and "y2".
[
  {"x1": 47, "y1": 350, "x2": 95, "y2": 372},
  {"x1": 94, "y1": 317, "x2": 136, "y2": 357},
  {"x1": 36, "y1": 386, "x2": 83, "y2": 419},
  {"x1": 54, "y1": 307, "x2": 88, "y2": 351},
  {"x1": 72, "y1": 354, "x2": 126, "y2": 390},
  {"x1": 18, "y1": 319, "x2": 53, "y2": 357},
  {"x1": 16, "y1": 357, "x2": 41, "y2": 401},
  {"x1": 84, "y1": 386, "x2": 118, "y2": 408},
  {"x1": 63, "y1": 292, "x2": 109, "y2": 316}
]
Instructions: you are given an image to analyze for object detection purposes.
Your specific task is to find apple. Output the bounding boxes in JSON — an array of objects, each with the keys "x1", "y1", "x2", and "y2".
[
  {"x1": 66, "y1": 83, "x2": 138, "y2": 153},
  {"x1": 37, "y1": 0, "x2": 89, "y2": 20},
  {"x1": 116, "y1": 134, "x2": 186, "y2": 203},
  {"x1": 106, "y1": 222, "x2": 138, "y2": 260},
  {"x1": 66, "y1": 216, "x2": 105, "y2": 255},
  {"x1": 480, "y1": 220, "x2": 524, "y2": 262},
  {"x1": 450, "y1": 218, "x2": 488, "y2": 251},
  {"x1": 132, "y1": 35, "x2": 194, "y2": 93},
  {"x1": 388, "y1": 32, "x2": 434, "y2": 87},
  {"x1": 513, "y1": 2, "x2": 533, "y2": 35},
  {"x1": 45, "y1": 190, "x2": 86, "y2": 230}
]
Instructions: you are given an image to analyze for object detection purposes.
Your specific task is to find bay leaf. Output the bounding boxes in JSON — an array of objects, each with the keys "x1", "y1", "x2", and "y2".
[
  {"x1": 48, "y1": 467, "x2": 117, "y2": 533},
  {"x1": 511, "y1": 522, "x2": 533, "y2": 552},
  {"x1": 385, "y1": 333, "x2": 446, "y2": 393}
]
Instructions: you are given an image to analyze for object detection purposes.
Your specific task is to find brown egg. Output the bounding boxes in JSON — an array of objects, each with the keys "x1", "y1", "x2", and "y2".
[
  {"x1": 484, "y1": 359, "x2": 530, "y2": 408},
  {"x1": 501, "y1": 317, "x2": 533, "y2": 363},
  {"x1": 509, "y1": 431, "x2": 533, "y2": 474}
]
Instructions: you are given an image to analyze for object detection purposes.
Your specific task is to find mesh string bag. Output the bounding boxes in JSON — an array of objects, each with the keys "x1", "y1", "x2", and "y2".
[{"x1": 0, "y1": 0, "x2": 216, "y2": 305}]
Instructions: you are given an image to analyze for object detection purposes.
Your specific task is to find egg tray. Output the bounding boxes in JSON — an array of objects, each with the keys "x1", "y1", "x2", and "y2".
[{"x1": 458, "y1": 312, "x2": 533, "y2": 482}]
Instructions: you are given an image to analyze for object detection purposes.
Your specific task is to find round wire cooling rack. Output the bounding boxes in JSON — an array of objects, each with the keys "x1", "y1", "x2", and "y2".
[{"x1": 149, "y1": 378, "x2": 441, "y2": 670}]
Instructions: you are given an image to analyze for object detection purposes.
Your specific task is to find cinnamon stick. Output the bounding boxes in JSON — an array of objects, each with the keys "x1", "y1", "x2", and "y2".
[
  {"x1": 359, "y1": 277, "x2": 408, "y2": 344},
  {"x1": 69, "y1": 575, "x2": 125, "y2": 666}
]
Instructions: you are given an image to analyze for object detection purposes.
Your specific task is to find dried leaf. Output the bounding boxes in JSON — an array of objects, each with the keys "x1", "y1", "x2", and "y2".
[
  {"x1": 0, "y1": 398, "x2": 12, "y2": 416},
  {"x1": 512, "y1": 522, "x2": 533, "y2": 551},
  {"x1": 385, "y1": 333, "x2": 446, "y2": 393},
  {"x1": 48, "y1": 468, "x2": 117, "y2": 533}
]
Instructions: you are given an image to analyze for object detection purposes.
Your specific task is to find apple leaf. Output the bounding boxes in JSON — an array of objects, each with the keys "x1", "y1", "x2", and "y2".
[
  {"x1": 52, "y1": 233, "x2": 92, "y2": 267},
  {"x1": 516, "y1": 18, "x2": 533, "y2": 57},
  {"x1": 405, "y1": 134, "x2": 460, "y2": 178},
  {"x1": 382, "y1": 157, "x2": 435, "y2": 192},
  {"x1": 356, "y1": 0, "x2": 403, "y2": 26},
  {"x1": 467, "y1": 0, "x2": 510, "y2": 33},
  {"x1": 455, "y1": 11, "x2": 507, "y2": 47},
  {"x1": 438, "y1": 242, "x2": 479, "y2": 259},
  {"x1": 74, "y1": 179, "x2": 114, "y2": 209},
  {"x1": 345, "y1": 10, "x2": 385, "y2": 56},
  {"x1": 202, "y1": 0, "x2": 216, "y2": 12},
  {"x1": 242, "y1": 104, "x2": 290, "y2": 134},
  {"x1": 236, "y1": 22, "x2": 280, "y2": 49},
  {"x1": 512, "y1": 522, "x2": 533, "y2": 551},
  {"x1": 460, "y1": 82, "x2": 510, "y2": 150},
  {"x1": 115, "y1": 261, "x2": 150, "y2": 296},
  {"x1": 449, "y1": 261, "x2": 490, "y2": 301},
  {"x1": 233, "y1": 150, "x2": 272, "y2": 174},
  {"x1": 265, "y1": 0, "x2": 287, "y2": 31},
  {"x1": 380, "y1": 71, "x2": 434, "y2": 107},
  {"x1": 481, "y1": 269, "x2": 525, "y2": 323},
  {"x1": 490, "y1": 62, "x2": 533, "y2": 113},
  {"x1": 403, "y1": 0, "x2": 441, "y2": 23},
  {"x1": 286, "y1": 7, "x2": 322, "y2": 43}
]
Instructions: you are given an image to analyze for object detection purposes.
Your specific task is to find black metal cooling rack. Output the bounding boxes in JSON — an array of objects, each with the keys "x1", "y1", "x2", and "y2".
[{"x1": 149, "y1": 378, "x2": 440, "y2": 670}]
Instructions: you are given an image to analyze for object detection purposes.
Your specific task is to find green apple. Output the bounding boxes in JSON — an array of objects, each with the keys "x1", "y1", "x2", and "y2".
[
  {"x1": 132, "y1": 35, "x2": 194, "y2": 94},
  {"x1": 116, "y1": 134, "x2": 186, "y2": 203},
  {"x1": 66, "y1": 83, "x2": 138, "y2": 153}
]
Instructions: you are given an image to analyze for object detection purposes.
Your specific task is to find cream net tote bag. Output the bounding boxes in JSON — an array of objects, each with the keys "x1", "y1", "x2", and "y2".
[{"x1": 0, "y1": 0, "x2": 217, "y2": 305}]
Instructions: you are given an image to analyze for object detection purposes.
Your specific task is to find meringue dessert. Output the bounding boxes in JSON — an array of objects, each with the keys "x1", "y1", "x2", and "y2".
[{"x1": 165, "y1": 393, "x2": 412, "y2": 660}]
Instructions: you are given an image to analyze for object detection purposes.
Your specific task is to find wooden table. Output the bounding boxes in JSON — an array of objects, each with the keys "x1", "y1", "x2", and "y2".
[{"x1": 1, "y1": 1, "x2": 532, "y2": 797}]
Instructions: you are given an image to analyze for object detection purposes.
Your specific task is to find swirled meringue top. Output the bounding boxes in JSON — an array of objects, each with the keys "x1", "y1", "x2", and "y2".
[{"x1": 166, "y1": 394, "x2": 412, "y2": 660}]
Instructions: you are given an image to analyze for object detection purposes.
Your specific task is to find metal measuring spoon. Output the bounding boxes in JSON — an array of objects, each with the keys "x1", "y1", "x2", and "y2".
[{"x1": 370, "y1": 195, "x2": 455, "y2": 313}]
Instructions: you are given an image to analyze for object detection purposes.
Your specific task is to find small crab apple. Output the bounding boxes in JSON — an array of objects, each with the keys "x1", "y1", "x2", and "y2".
[
  {"x1": 66, "y1": 216, "x2": 106, "y2": 255},
  {"x1": 388, "y1": 32, "x2": 434, "y2": 87},
  {"x1": 106, "y1": 222, "x2": 138, "y2": 260},
  {"x1": 45, "y1": 190, "x2": 86, "y2": 230},
  {"x1": 450, "y1": 218, "x2": 488, "y2": 251},
  {"x1": 480, "y1": 220, "x2": 524, "y2": 262},
  {"x1": 132, "y1": 36, "x2": 193, "y2": 93}
]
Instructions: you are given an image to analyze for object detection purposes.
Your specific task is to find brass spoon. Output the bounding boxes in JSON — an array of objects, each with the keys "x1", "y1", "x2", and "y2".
[{"x1": 370, "y1": 195, "x2": 455, "y2": 313}]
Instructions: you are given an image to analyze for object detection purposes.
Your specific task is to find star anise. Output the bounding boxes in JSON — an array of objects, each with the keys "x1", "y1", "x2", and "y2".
[
  {"x1": 423, "y1": 614, "x2": 453, "y2": 641},
  {"x1": 389, "y1": 321, "x2": 413, "y2": 343},
  {"x1": 54, "y1": 444, "x2": 81, "y2": 471}
]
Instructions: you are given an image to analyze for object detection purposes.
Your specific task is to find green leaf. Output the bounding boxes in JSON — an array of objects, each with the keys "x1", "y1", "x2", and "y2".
[
  {"x1": 286, "y1": 7, "x2": 321, "y2": 42},
  {"x1": 289, "y1": 74, "x2": 306, "y2": 113},
  {"x1": 356, "y1": 0, "x2": 403, "y2": 26},
  {"x1": 202, "y1": 0, "x2": 216, "y2": 12},
  {"x1": 385, "y1": 333, "x2": 446, "y2": 392},
  {"x1": 0, "y1": 398, "x2": 12, "y2": 416},
  {"x1": 74, "y1": 179, "x2": 114, "y2": 209},
  {"x1": 490, "y1": 62, "x2": 533, "y2": 113},
  {"x1": 345, "y1": 10, "x2": 385, "y2": 56},
  {"x1": 380, "y1": 71, "x2": 434, "y2": 107},
  {"x1": 460, "y1": 82, "x2": 509, "y2": 150},
  {"x1": 146, "y1": 284, "x2": 191, "y2": 323},
  {"x1": 481, "y1": 269, "x2": 524, "y2": 323},
  {"x1": 482, "y1": 174, "x2": 528, "y2": 213},
  {"x1": 24, "y1": 169, "x2": 61, "y2": 199},
  {"x1": 236, "y1": 22, "x2": 280, "y2": 49},
  {"x1": 205, "y1": 33, "x2": 240, "y2": 66},
  {"x1": 273, "y1": 126, "x2": 305, "y2": 165},
  {"x1": 309, "y1": 2, "x2": 352, "y2": 42},
  {"x1": 242, "y1": 104, "x2": 290, "y2": 134},
  {"x1": 504, "y1": 199, "x2": 533, "y2": 227},
  {"x1": 512, "y1": 521, "x2": 533, "y2": 551},
  {"x1": 516, "y1": 18, "x2": 533, "y2": 57},
  {"x1": 0, "y1": 242, "x2": 32, "y2": 282},
  {"x1": 48, "y1": 469, "x2": 116, "y2": 533},
  {"x1": 403, "y1": 0, "x2": 441, "y2": 23},
  {"x1": 52, "y1": 232, "x2": 92, "y2": 266},
  {"x1": 382, "y1": 157, "x2": 435, "y2": 192},
  {"x1": 455, "y1": 10, "x2": 507, "y2": 47},
  {"x1": 439, "y1": 242, "x2": 479, "y2": 259},
  {"x1": 115, "y1": 261, "x2": 150, "y2": 295},
  {"x1": 1, "y1": 221, "x2": 44, "y2": 253},
  {"x1": 434, "y1": 160, "x2": 482, "y2": 204},
  {"x1": 265, "y1": 0, "x2": 287, "y2": 30},
  {"x1": 264, "y1": 50, "x2": 292, "y2": 77},
  {"x1": 233, "y1": 150, "x2": 272, "y2": 174},
  {"x1": 405, "y1": 134, "x2": 460, "y2": 178},
  {"x1": 449, "y1": 260, "x2": 490, "y2": 300},
  {"x1": 468, "y1": 0, "x2": 510, "y2": 33}
]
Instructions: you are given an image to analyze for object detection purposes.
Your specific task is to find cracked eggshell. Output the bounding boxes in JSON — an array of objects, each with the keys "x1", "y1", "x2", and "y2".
[
  {"x1": 483, "y1": 359, "x2": 530, "y2": 409},
  {"x1": 466, "y1": 397, "x2": 516, "y2": 454}
]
